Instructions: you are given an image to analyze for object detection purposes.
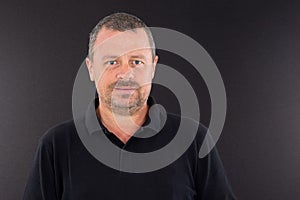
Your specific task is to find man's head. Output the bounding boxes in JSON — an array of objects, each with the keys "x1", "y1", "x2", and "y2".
[
  {"x1": 86, "y1": 12, "x2": 158, "y2": 116},
  {"x1": 87, "y1": 12, "x2": 156, "y2": 61}
]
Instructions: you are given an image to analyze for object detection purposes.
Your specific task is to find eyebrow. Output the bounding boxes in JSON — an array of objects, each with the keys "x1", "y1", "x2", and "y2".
[
  {"x1": 129, "y1": 55, "x2": 147, "y2": 60},
  {"x1": 101, "y1": 55, "x2": 119, "y2": 61},
  {"x1": 101, "y1": 54, "x2": 147, "y2": 61}
]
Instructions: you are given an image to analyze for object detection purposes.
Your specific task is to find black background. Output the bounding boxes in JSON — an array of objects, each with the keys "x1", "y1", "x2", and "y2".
[{"x1": 1, "y1": 0, "x2": 300, "y2": 199}]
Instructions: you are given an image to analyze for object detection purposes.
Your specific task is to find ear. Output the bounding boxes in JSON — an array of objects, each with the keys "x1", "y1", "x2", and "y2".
[
  {"x1": 86, "y1": 57, "x2": 94, "y2": 81},
  {"x1": 151, "y1": 55, "x2": 159, "y2": 79}
]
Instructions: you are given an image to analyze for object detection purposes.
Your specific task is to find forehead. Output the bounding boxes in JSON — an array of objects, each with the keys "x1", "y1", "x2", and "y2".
[{"x1": 93, "y1": 27, "x2": 152, "y2": 60}]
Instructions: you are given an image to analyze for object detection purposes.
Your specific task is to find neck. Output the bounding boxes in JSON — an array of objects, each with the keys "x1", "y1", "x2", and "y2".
[{"x1": 96, "y1": 100, "x2": 149, "y2": 144}]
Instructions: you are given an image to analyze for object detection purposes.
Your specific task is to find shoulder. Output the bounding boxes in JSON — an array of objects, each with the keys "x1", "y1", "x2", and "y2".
[
  {"x1": 38, "y1": 118, "x2": 77, "y2": 149},
  {"x1": 165, "y1": 113, "x2": 209, "y2": 149},
  {"x1": 166, "y1": 112, "x2": 208, "y2": 136}
]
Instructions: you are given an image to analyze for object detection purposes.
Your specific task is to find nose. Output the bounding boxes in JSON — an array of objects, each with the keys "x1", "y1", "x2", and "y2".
[{"x1": 116, "y1": 61, "x2": 134, "y2": 79}]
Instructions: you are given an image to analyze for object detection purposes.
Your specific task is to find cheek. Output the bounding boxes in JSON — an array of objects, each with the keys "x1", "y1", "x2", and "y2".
[
  {"x1": 135, "y1": 70, "x2": 153, "y2": 86},
  {"x1": 97, "y1": 77, "x2": 110, "y2": 91},
  {"x1": 138, "y1": 85, "x2": 152, "y2": 97},
  {"x1": 95, "y1": 69, "x2": 116, "y2": 89},
  {"x1": 92, "y1": 64, "x2": 113, "y2": 82}
]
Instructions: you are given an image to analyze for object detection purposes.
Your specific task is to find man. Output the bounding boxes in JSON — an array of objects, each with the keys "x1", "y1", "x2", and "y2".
[{"x1": 23, "y1": 12, "x2": 236, "y2": 200}]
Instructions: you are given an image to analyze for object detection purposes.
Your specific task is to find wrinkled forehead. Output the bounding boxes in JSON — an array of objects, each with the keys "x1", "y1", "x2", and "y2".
[{"x1": 92, "y1": 28, "x2": 153, "y2": 60}]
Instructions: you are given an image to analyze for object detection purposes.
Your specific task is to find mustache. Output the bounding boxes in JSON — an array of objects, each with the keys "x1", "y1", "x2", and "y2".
[{"x1": 109, "y1": 80, "x2": 141, "y2": 89}]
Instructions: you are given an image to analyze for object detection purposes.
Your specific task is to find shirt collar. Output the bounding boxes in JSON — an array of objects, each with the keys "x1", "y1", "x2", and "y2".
[{"x1": 84, "y1": 96, "x2": 164, "y2": 136}]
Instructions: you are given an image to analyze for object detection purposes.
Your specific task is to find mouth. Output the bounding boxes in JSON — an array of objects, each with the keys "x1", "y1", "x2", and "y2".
[
  {"x1": 114, "y1": 87, "x2": 137, "y2": 90},
  {"x1": 113, "y1": 87, "x2": 137, "y2": 95}
]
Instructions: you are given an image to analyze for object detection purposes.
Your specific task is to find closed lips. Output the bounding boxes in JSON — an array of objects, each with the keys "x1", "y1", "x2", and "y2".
[{"x1": 115, "y1": 87, "x2": 136, "y2": 90}]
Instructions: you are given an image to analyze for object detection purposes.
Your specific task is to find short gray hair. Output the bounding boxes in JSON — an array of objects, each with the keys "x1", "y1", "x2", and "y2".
[{"x1": 88, "y1": 12, "x2": 156, "y2": 60}]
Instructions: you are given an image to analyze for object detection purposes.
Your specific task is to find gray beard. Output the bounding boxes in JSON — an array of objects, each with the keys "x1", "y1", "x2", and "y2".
[
  {"x1": 100, "y1": 80, "x2": 147, "y2": 116},
  {"x1": 100, "y1": 92, "x2": 146, "y2": 116}
]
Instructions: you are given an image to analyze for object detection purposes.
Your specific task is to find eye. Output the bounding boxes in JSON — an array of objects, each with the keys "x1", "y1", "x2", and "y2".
[
  {"x1": 106, "y1": 60, "x2": 117, "y2": 65},
  {"x1": 132, "y1": 60, "x2": 143, "y2": 65}
]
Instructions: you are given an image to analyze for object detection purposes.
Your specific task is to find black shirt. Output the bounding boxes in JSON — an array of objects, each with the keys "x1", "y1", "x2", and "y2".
[{"x1": 23, "y1": 97, "x2": 236, "y2": 200}]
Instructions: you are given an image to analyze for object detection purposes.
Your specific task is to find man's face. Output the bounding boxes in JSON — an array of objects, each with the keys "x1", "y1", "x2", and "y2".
[{"x1": 86, "y1": 27, "x2": 158, "y2": 115}]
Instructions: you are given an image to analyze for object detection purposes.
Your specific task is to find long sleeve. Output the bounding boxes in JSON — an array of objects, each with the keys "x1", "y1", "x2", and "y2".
[{"x1": 23, "y1": 137, "x2": 59, "y2": 200}]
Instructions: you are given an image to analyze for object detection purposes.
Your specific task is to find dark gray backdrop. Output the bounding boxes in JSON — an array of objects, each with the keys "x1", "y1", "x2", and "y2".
[{"x1": 1, "y1": 0, "x2": 299, "y2": 199}]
